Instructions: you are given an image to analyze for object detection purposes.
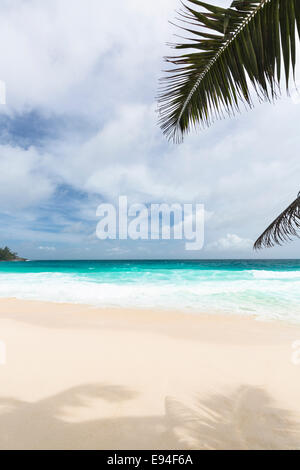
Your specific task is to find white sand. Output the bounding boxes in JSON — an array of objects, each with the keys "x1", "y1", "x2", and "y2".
[{"x1": 0, "y1": 298, "x2": 299, "y2": 450}]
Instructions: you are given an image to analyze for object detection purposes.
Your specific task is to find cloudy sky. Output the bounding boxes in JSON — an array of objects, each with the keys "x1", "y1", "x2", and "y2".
[{"x1": 0, "y1": 0, "x2": 299, "y2": 260}]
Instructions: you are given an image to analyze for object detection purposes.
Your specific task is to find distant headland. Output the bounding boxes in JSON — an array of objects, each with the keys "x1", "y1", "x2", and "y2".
[{"x1": 0, "y1": 246, "x2": 27, "y2": 262}]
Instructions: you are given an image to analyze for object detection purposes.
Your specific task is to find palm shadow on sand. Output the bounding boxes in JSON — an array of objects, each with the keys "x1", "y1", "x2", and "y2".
[
  {"x1": 0, "y1": 383, "x2": 299, "y2": 450},
  {"x1": 165, "y1": 385, "x2": 300, "y2": 450}
]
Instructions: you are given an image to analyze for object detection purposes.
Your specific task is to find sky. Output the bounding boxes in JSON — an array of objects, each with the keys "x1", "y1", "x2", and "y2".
[{"x1": 0, "y1": 0, "x2": 299, "y2": 260}]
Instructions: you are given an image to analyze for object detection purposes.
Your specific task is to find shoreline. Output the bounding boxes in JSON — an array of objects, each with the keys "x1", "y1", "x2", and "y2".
[
  {"x1": 0, "y1": 298, "x2": 299, "y2": 449},
  {"x1": 0, "y1": 295, "x2": 299, "y2": 327}
]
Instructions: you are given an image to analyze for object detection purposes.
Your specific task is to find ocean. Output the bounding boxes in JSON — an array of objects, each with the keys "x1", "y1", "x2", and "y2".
[{"x1": 0, "y1": 259, "x2": 300, "y2": 322}]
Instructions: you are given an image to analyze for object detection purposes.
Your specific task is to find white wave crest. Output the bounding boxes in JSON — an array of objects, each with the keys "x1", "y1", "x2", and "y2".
[{"x1": 0, "y1": 271, "x2": 300, "y2": 322}]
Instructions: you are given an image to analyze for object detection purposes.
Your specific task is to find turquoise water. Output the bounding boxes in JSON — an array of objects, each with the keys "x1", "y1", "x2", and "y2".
[{"x1": 0, "y1": 260, "x2": 300, "y2": 321}]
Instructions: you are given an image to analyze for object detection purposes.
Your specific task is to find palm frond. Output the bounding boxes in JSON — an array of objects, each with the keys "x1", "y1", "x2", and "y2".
[
  {"x1": 158, "y1": 0, "x2": 300, "y2": 142},
  {"x1": 254, "y1": 192, "x2": 300, "y2": 249}
]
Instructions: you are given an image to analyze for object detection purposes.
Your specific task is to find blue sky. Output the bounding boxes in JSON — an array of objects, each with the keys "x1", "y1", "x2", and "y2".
[{"x1": 0, "y1": 0, "x2": 299, "y2": 260}]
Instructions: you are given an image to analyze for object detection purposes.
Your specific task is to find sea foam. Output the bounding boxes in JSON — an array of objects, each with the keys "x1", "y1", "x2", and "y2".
[{"x1": 0, "y1": 261, "x2": 299, "y2": 323}]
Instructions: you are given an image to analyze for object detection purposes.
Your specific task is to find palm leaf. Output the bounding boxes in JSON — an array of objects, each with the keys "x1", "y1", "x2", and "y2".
[
  {"x1": 254, "y1": 192, "x2": 300, "y2": 249},
  {"x1": 158, "y1": 0, "x2": 300, "y2": 142}
]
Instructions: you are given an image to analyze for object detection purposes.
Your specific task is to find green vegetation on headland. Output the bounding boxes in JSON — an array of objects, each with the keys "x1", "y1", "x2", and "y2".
[{"x1": 0, "y1": 246, "x2": 26, "y2": 261}]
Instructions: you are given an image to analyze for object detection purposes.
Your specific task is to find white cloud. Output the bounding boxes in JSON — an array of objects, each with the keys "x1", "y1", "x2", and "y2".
[
  {"x1": 0, "y1": 0, "x2": 176, "y2": 116},
  {"x1": 0, "y1": 144, "x2": 54, "y2": 210},
  {"x1": 38, "y1": 246, "x2": 56, "y2": 251},
  {"x1": 206, "y1": 234, "x2": 254, "y2": 252}
]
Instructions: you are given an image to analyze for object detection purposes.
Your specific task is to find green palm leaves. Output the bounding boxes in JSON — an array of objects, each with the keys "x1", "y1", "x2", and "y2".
[
  {"x1": 158, "y1": 0, "x2": 300, "y2": 142},
  {"x1": 254, "y1": 192, "x2": 300, "y2": 249}
]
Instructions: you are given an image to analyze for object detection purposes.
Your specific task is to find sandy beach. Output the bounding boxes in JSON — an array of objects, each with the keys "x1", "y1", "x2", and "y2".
[{"x1": 0, "y1": 298, "x2": 299, "y2": 450}]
